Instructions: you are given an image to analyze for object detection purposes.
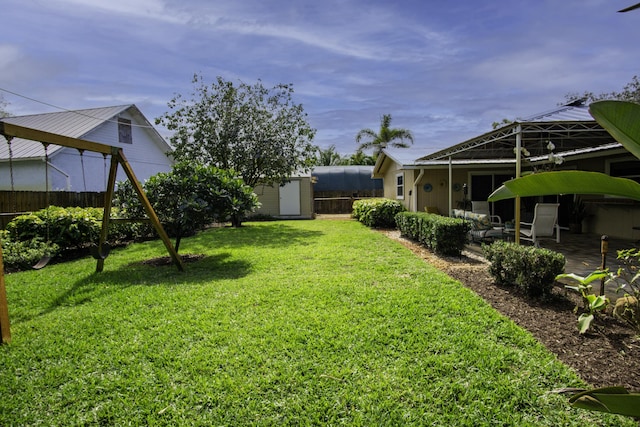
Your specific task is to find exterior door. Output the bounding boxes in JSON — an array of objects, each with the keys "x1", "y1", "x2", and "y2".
[{"x1": 279, "y1": 180, "x2": 301, "y2": 216}]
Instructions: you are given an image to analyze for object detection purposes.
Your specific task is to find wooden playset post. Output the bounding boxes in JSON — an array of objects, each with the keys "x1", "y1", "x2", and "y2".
[{"x1": 0, "y1": 242, "x2": 11, "y2": 344}]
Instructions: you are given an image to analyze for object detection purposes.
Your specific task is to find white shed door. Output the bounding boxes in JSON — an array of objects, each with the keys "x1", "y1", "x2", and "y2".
[{"x1": 279, "y1": 180, "x2": 301, "y2": 216}]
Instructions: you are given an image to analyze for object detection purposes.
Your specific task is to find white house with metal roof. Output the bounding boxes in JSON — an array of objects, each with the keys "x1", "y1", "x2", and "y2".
[
  {"x1": 372, "y1": 101, "x2": 640, "y2": 239},
  {"x1": 0, "y1": 105, "x2": 174, "y2": 192}
]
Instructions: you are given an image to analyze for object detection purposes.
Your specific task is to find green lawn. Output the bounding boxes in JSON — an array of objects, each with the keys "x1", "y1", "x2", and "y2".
[{"x1": 0, "y1": 220, "x2": 633, "y2": 426}]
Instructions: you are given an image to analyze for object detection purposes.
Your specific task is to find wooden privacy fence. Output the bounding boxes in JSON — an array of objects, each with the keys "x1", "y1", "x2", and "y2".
[
  {"x1": 314, "y1": 190, "x2": 383, "y2": 214},
  {"x1": 0, "y1": 191, "x2": 105, "y2": 229}
]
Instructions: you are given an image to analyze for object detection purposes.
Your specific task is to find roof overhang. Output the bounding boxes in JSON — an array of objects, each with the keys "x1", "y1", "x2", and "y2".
[{"x1": 418, "y1": 120, "x2": 615, "y2": 162}]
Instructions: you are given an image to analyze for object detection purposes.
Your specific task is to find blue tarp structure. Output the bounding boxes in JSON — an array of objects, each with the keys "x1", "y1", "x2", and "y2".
[{"x1": 312, "y1": 166, "x2": 382, "y2": 192}]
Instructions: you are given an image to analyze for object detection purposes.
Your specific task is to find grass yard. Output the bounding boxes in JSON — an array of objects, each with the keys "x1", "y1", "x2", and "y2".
[{"x1": 0, "y1": 219, "x2": 634, "y2": 426}]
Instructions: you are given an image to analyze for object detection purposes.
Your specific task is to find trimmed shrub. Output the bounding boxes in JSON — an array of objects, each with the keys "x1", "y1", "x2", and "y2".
[
  {"x1": 0, "y1": 230, "x2": 59, "y2": 271},
  {"x1": 7, "y1": 206, "x2": 102, "y2": 249},
  {"x1": 482, "y1": 240, "x2": 565, "y2": 297},
  {"x1": 5, "y1": 206, "x2": 147, "y2": 251},
  {"x1": 352, "y1": 198, "x2": 405, "y2": 228},
  {"x1": 395, "y1": 212, "x2": 470, "y2": 256}
]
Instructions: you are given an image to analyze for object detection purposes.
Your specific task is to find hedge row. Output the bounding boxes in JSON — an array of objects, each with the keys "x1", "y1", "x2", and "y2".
[
  {"x1": 395, "y1": 211, "x2": 470, "y2": 257},
  {"x1": 352, "y1": 198, "x2": 406, "y2": 228}
]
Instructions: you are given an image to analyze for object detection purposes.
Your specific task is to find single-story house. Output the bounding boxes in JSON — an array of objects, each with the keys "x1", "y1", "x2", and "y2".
[
  {"x1": 0, "y1": 105, "x2": 174, "y2": 192},
  {"x1": 373, "y1": 101, "x2": 640, "y2": 240}
]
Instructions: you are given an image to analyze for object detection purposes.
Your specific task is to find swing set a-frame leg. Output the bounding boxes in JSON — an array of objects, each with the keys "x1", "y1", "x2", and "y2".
[
  {"x1": 0, "y1": 243, "x2": 11, "y2": 344},
  {"x1": 96, "y1": 148, "x2": 184, "y2": 273}
]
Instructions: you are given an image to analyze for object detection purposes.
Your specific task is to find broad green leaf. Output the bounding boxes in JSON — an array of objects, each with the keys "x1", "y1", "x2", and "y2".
[
  {"x1": 577, "y1": 313, "x2": 594, "y2": 334},
  {"x1": 570, "y1": 387, "x2": 640, "y2": 418},
  {"x1": 557, "y1": 271, "x2": 609, "y2": 285},
  {"x1": 488, "y1": 171, "x2": 640, "y2": 201},
  {"x1": 589, "y1": 101, "x2": 640, "y2": 160},
  {"x1": 587, "y1": 295, "x2": 608, "y2": 311}
]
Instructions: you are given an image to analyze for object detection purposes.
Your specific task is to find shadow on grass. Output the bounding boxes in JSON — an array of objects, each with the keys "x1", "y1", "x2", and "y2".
[{"x1": 14, "y1": 252, "x2": 251, "y2": 324}]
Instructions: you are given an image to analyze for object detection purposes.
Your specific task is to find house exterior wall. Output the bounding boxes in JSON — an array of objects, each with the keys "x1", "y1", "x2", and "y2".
[
  {"x1": 0, "y1": 107, "x2": 173, "y2": 192},
  {"x1": 251, "y1": 177, "x2": 314, "y2": 219},
  {"x1": 414, "y1": 168, "x2": 469, "y2": 215},
  {"x1": 0, "y1": 160, "x2": 46, "y2": 191},
  {"x1": 380, "y1": 152, "x2": 640, "y2": 240},
  {"x1": 82, "y1": 110, "x2": 173, "y2": 188}
]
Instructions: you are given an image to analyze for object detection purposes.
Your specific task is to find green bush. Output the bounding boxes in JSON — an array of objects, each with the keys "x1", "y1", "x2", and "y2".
[
  {"x1": 483, "y1": 240, "x2": 565, "y2": 297},
  {"x1": 5, "y1": 206, "x2": 148, "y2": 252},
  {"x1": 7, "y1": 206, "x2": 102, "y2": 249},
  {"x1": 395, "y1": 211, "x2": 470, "y2": 256},
  {"x1": 0, "y1": 230, "x2": 59, "y2": 271},
  {"x1": 352, "y1": 198, "x2": 405, "y2": 228}
]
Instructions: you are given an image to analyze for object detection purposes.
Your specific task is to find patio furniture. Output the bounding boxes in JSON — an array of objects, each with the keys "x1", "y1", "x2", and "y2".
[
  {"x1": 471, "y1": 201, "x2": 502, "y2": 226},
  {"x1": 452, "y1": 209, "x2": 503, "y2": 243},
  {"x1": 520, "y1": 203, "x2": 560, "y2": 247}
]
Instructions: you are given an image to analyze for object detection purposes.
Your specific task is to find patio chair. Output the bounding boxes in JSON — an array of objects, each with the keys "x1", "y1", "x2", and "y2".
[
  {"x1": 471, "y1": 201, "x2": 502, "y2": 226},
  {"x1": 520, "y1": 203, "x2": 560, "y2": 247}
]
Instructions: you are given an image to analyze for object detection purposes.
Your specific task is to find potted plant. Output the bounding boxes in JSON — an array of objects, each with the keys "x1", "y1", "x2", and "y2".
[{"x1": 568, "y1": 197, "x2": 588, "y2": 233}]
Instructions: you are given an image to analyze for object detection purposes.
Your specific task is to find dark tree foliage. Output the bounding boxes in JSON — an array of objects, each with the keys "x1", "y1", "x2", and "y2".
[
  {"x1": 114, "y1": 162, "x2": 260, "y2": 251},
  {"x1": 563, "y1": 75, "x2": 640, "y2": 105},
  {"x1": 157, "y1": 75, "x2": 318, "y2": 188}
]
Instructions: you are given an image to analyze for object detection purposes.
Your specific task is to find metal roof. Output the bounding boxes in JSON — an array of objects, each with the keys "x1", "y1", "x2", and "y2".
[
  {"x1": 312, "y1": 166, "x2": 382, "y2": 191},
  {"x1": 0, "y1": 105, "x2": 134, "y2": 160},
  {"x1": 417, "y1": 102, "x2": 618, "y2": 162}
]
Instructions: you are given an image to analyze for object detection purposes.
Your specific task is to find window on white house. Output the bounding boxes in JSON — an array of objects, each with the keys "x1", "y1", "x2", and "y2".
[
  {"x1": 396, "y1": 173, "x2": 404, "y2": 199},
  {"x1": 118, "y1": 118, "x2": 132, "y2": 144}
]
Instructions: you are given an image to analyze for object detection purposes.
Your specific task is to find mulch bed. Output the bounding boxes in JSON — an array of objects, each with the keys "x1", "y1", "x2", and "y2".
[{"x1": 380, "y1": 229, "x2": 640, "y2": 390}]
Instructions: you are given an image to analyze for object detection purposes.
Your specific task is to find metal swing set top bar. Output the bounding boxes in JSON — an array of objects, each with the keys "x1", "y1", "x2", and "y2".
[{"x1": 0, "y1": 121, "x2": 185, "y2": 343}]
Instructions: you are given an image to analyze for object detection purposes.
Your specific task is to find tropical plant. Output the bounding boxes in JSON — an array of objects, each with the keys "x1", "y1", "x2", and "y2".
[
  {"x1": 557, "y1": 270, "x2": 610, "y2": 334},
  {"x1": 315, "y1": 145, "x2": 343, "y2": 166},
  {"x1": 355, "y1": 114, "x2": 414, "y2": 156},
  {"x1": 340, "y1": 150, "x2": 377, "y2": 165}
]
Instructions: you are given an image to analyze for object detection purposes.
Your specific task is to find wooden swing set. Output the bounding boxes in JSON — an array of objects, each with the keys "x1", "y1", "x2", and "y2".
[{"x1": 0, "y1": 121, "x2": 184, "y2": 344}]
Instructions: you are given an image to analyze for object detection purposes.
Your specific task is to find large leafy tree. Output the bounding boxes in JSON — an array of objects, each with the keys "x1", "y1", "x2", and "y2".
[
  {"x1": 355, "y1": 114, "x2": 414, "y2": 155},
  {"x1": 157, "y1": 75, "x2": 318, "y2": 188}
]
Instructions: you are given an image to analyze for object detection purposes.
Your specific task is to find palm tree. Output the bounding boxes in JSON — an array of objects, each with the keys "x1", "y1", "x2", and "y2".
[
  {"x1": 316, "y1": 145, "x2": 343, "y2": 166},
  {"x1": 355, "y1": 114, "x2": 414, "y2": 155}
]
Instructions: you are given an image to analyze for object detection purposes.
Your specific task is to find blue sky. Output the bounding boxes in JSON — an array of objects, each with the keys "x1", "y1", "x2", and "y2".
[{"x1": 1, "y1": 0, "x2": 639, "y2": 155}]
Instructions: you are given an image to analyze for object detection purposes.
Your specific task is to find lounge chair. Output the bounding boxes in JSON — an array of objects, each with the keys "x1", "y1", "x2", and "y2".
[
  {"x1": 471, "y1": 201, "x2": 502, "y2": 226},
  {"x1": 520, "y1": 203, "x2": 560, "y2": 247}
]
